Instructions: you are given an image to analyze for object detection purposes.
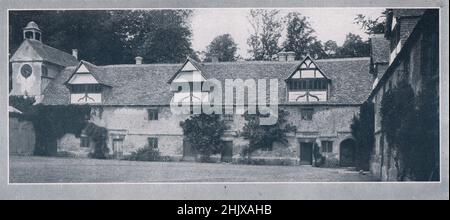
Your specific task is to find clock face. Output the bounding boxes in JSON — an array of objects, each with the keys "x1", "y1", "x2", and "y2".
[{"x1": 20, "y1": 64, "x2": 32, "y2": 79}]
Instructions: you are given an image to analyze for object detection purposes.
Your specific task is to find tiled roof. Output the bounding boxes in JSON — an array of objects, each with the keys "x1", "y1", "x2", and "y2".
[
  {"x1": 392, "y1": 9, "x2": 426, "y2": 18},
  {"x1": 10, "y1": 39, "x2": 79, "y2": 67},
  {"x1": 42, "y1": 57, "x2": 373, "y2": 106},
  {"x1": 370, "y1": 34, "x2": 390, "y2": 64}
]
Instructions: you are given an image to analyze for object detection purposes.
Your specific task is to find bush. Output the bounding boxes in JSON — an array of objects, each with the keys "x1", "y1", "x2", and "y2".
[
  {"x1": 241, "y1": 109, "x2": 296, "y2": 153},
  {"x1": 126, "y1": 147, "x2": 160, "y2": 161},
  {"x1": 180, "y1": 113, "x2": 228, "y2": 160},
  {"x1": 313, "y1": 143, "x2": 325, "y2": 167},
  {"x1": 85, "y1": 122, "x2": 109, "y2": 159},
  {"x1": 350, "y1": 101, "x2": 374, "y2": 171}
]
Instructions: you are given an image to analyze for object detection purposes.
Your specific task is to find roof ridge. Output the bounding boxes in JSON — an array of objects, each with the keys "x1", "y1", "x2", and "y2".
[
  {"x1": 316, "y1": 57, "x2": 371, "y2": 62},
  {"x1": 100, "y1": 63, "x2": 183, "y2": 68}
]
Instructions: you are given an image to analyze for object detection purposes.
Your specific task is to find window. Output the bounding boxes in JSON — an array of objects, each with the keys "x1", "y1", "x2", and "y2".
[
  {"x1": 288, "y1": 79, "x2": 327, "y2": 91},
  {"x1": 25, "y1": 31, "x2": 33, "y2": 39},
  {"x1": 148, "y1": 137, "x2": 158, "y2": 149},
  {"x1": 147, "y1": 109, "x2": 159, "y2": 120},
  {"x1": 42, "y1": 65, "x2": 48, "y2": 77},
  {"x1": 80, "y1": 135, "x2": 90, "y2": 148},
  {"x1": 321, "y1": 141, "x2": 333, "y2": 153},
  {"x1": 223, "y1": 114, "x2": 234, "y2": 122},
  {"x1": 35, "y1": 32, "x2": 41, "y2": 41},
  {"x1": 301, "y1": 109, "x2": 314, "y2": 120},
  {"x1": 70, "y1": 84, "x2": 102, "y2": 94}
]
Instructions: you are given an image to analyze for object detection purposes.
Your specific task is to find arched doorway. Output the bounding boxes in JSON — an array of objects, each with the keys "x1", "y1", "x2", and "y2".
[{"x1": 340, "y1": 138, "x2": 356, "y2": 167}]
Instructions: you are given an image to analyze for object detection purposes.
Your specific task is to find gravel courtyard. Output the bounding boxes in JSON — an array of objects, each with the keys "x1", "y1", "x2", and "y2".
[{"x1": 9, "y1": 156, "x2": 377, "y2": 183}]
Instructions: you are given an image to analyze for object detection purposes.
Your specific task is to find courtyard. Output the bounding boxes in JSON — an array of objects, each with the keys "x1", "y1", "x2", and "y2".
[{"x1": 9, "y1": 156, "x2": 377, "y2": 183}]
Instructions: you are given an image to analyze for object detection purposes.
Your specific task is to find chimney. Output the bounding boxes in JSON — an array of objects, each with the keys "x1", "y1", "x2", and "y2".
[
  {"x1": 72, "y1": 49, "x2": 78, "y2": 59},
  {"x1": 210, "y1": 54, "x2": 219, "y2": 63},
  {"x1": 286, "y1": 51, "x2": 296, "y2": 61},
  {"x1": 135, "y1": 56, "x2": 143, "y2": 65},
  {"x1": 277, "y1": 52, "x2": 287, "y2": 62}
]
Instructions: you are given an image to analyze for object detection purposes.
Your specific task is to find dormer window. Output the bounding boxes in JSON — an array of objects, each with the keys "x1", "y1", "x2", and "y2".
[
  {"x1": 286, "y1": 56, "x2": 329, "y2": 102},
  {"x1": 66, "y1": 63, "x2": 104, "y2": 104},
  {"x1": 169, "y1": 59, "x2": 210, "y2": 105}
]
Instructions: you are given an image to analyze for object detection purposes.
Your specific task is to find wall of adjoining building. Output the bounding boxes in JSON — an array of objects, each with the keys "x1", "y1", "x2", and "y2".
[
  {"x1": 9, "y1": 116, "x2": 35, "y2": 156},
  {"x1": 370, "y1": 31, "x2": 429, "y2": 181}
]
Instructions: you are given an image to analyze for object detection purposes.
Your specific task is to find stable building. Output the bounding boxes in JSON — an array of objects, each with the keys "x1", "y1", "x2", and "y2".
[{"x1": 9, "y1": 21, "x2": 376, "y2": 166}]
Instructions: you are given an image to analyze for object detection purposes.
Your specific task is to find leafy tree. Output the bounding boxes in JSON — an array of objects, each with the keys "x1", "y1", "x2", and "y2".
[
  {"x1": 350, "y1": 101, "x2": 374, "y2": 171},
  {"x1": 283, "y1": 12, "x2": 325, "y2": 59},
  {"x1": 336, "y1": 33, "x2": 370, "y2": 58},
  {"x1": 180, "y1": 113, "x2": 229, "y2": 160},
  {"x1": 241, "y1": 109, "x2": 296, "y2": 153},
  {"x1": 247, "y1": 9, "x2": 284, "y2": 60},
  {"x1": 9, "y1": 10, "x2": 126, "y2": 65},
  {"x1": 114, "y1": 10, "x2": 197, "y2": 64},
  {"x1": 204, "y1": 34, "x2": 238, "y2": 62},
  {"x1": 9, "y1": 10, "x2": 196, "y2": 65},
  {"x1": 355, "y1": 13, "x2": 386, "y2": 35},
  {"x1": 323, "y1": 40, "x2": 339, "y2": 57}
]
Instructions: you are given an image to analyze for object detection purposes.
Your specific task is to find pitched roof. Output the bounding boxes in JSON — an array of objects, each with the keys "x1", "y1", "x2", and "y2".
[
  {"x1": 370, "y1": 34, "x2": 390, "y2": 64},
  {"x1": 10, "y1": 39, "x2": 79, "y2": 67},
  {"x1": 41, "y1": 57, "x2": 373, "y2": 106}
]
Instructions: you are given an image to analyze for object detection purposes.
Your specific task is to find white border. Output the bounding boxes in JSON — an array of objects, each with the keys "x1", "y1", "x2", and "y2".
[{"x1": 1, "y1": 0, "x2": 448, "y2": 200}]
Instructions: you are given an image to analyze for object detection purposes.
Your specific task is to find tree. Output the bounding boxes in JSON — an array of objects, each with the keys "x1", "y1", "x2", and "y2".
[
  {"x1": 9, "y1": 10, "x2": 126, "y2": 65},
  {"x1": 114, "y1": 10, "x2": 197, "y2": 64},
  {"x1": 9, "y1": 10, "x2": 197, "y2": 65},
  {"x1": 355, "y1": 13, "x2": 386, "y2": 35},
  {"x1": 247, "y1": 9, "x2": 284, "y2": 60},
  {"x1": 241, "y1": 109, "x2": 296, "y2": 154},
  {"x1": 323, "y1": 40, "x2": 339, "y2": 58},
  {"x1": 180, "y1": 113, "x2": 229, "y2": 161},
  {"x1": 204, "y1": 34, "x2": 238, "y2": 62},
  {"x1": 350, "y1": 101, "x2": 375, "y2": 171},
  {"x1": 283, "y1": 12, "x2": 325, "y2": 59},
  {"x1": 335, "y1": 33, "x2": 370, "y2": 58}
]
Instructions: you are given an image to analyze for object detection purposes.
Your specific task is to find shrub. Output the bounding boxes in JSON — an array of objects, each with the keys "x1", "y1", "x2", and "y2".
[
  {"x1": 241, "y1": 109, "x2": 296, "y2": 153},
  {"x1": 85, "y1": 122, "x2": 109, "y2": 159},
  {"x1": 180, "y1": 113, "x2": 228, "y2": 160},
  {"x1": 350, "y1": 101, "x2": 375, "y2": 171},
  {"x1": 313, "y1": 143, "x2": 325, "y2": 167},
  {"x1": 126, "y1": 147, "x2": 161, "y2": 161}
]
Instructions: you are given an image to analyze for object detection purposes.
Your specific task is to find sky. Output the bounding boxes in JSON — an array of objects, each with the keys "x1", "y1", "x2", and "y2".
[{"x1": 191, "y1": 8, "x2": 385, "y2": 59}]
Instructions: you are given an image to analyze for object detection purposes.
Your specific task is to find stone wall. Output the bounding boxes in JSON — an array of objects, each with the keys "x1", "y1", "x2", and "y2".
[{"x1": 57, "y1": 104, "x2": 360, "y2": 166}]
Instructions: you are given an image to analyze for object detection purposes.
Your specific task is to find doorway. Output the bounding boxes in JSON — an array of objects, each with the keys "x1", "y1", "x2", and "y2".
[
  {"x1": 221, "y1": 141, "x2": 233, "y2": 163},
  {"x1": 299, "y1": 142, "x2": 313, "y2": 165},
  {"x1": 112, "y1": 139, "x2": 124, "y2": 159},
  {"x1": 340, "y1": 138, "x2": 356, "y2": 167},
  {"x1": 182, "y1": 139, "x2": 197, "y2": 161}
]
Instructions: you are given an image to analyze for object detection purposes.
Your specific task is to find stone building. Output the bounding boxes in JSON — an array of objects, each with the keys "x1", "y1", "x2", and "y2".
[
  {"x1": 10, "y1": 21, "x2": 377, "y2": 166},
  {"x1": 367, "y1": 9, "x2": 439, "y2": 180}
]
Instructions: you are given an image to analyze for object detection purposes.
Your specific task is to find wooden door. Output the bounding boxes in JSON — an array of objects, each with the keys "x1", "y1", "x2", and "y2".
[
  {"x1": 221, "y1": 141, "x2": 233, "y2": 163},
  {"x1": 300, "y1": 142, "x2": 313, "y2": 165}
]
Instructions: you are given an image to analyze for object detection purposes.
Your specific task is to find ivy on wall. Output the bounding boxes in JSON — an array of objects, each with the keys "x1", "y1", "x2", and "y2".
[
  {"x1": 241, "y1": 109, "x2": 297, "y2": 153},
  {"x1": 380, "y1": 79, "x2": 438, "y2": 181},
  {"x1": 9, "y1": 95, "x2": 108, "y2": 157}
]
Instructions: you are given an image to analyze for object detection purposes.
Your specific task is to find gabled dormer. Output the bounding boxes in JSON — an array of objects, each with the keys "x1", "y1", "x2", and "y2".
[
  {"x1": 168, "y1": 58, "x2": 209, "y2": 104},
  {"x1": 65, "y1": 61, "x2": 108, "y2": 104},
  {"x1": 286, "y1": 56, "x2": 330, "y2": 102}
]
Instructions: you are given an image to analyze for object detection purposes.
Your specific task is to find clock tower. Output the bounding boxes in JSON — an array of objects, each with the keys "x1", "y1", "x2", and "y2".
[{"x1": 9, "y1": 21, "x2": 79, "y2": 101}]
